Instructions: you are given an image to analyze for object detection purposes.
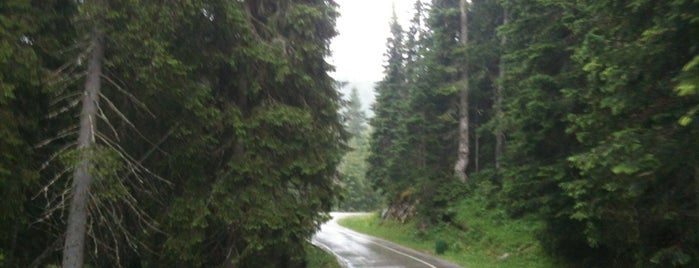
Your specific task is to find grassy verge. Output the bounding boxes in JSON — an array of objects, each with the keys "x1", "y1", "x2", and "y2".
[
  {"x1": 305, "y1": 242, "x2": 342, "y2": 268},
  {"x1": 338, "y1": 200, "x2": 558, "y2": 267}
]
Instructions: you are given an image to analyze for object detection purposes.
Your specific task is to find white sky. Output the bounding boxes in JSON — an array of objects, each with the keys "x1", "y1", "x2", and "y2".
[{"x1": 329, "y1": 0, "x2": 414, "y2": 114}]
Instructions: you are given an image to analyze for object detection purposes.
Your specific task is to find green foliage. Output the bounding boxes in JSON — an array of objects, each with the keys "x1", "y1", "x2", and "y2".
[
  {"x1": 3, "y1": 0, "x2": 698, "y2": 266},
  {"x1": 305, "y1": 242, "x2": 342, "y2": 268},
  {"x1": 344, "y1": 87, "x2": 368, "y2": 137},
  {"x1": 58, "y1": 146, "x2": 128, "y2": 204},
  {"x1": 337, "y1": 87, "x2": 379, "y2": 211},
  {"x1": 338, "y1": 130, "x2": 379, "y2": 211},
  {"x1": 0, "y1": 0, "x2": 73, "y2": 266},
  {"x1": 143, "y1": 1, "x2": 344, "y2": 266},
  {"x1": 367, "y1": 10, "x2": 413, "y2": 202},
  {"x1": 676, "y1": 55, "x2": 699, "y2": 126},
  {"x1": 494, "y1": 0, "x2": 699, "y2": 266},
  {"x1": 366, "y1": 0, "x2": 699, "y2": 267},
  {"x1": 1, "y1": 0, "x2": 344, "y2": 267},
  {"x1": 338, "y1": 196, "x2": 557, "y2": 268},
  {"x1": 435, "y1": 240, "x2": 448, "y2": 254},
  {"x1": 551, "y1": 1, "x2": 699, "y2": 266}
]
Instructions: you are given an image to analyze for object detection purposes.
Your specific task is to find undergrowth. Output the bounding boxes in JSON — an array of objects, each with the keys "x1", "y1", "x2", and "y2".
[
  {"x1": 305, "y1": 242, "x2": 341, "y2": 268},
  {"x1": 338, "y1": 181, "x2": 559, "y2": 268}
]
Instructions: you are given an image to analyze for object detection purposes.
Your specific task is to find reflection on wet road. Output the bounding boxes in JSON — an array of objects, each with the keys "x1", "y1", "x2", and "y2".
[{"x1": 312, "y1": 213, "x2": 462, "y2": 268}]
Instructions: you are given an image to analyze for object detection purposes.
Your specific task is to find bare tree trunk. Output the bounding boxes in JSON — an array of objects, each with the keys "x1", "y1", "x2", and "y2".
[
  {"x1": 454, "y1": 0, "x2": 470, "y2": 182},
  {"x1": 62, "y1": 28, "x2": 104, "y2": 268},
  {"x1": 495, "y1": 8, "x2": 507, "y2": 170}
]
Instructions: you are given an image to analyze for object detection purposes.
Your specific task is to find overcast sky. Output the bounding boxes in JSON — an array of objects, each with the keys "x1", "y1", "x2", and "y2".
[{"x1": 329, "y1": 0, "x2": 414, "y2": 115}]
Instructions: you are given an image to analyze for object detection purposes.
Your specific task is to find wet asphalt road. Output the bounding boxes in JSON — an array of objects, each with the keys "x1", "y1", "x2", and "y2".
[{"x1": 312, "y1": 213, "x2": 463, "y2": 268}]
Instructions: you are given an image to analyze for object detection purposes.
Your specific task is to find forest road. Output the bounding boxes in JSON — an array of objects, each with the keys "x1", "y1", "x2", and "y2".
[{"x1": 311, "y1": 212, "x2": 463, "y2": 268}]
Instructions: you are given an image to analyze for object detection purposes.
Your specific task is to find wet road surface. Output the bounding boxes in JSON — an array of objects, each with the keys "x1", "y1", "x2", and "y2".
[{"x1": 312, "y1": 213, "x2": 463, "y2": 268}]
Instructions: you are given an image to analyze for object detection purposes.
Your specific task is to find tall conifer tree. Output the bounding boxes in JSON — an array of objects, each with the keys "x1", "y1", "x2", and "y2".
[{"x1": 368, "y1": 8, "x2": 409, "y2": 199}]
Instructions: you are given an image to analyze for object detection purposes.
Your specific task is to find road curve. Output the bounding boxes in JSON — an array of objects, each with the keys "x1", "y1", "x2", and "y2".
[{"x1": 312, "y1": 212, "x2": 463, "y2": 268}]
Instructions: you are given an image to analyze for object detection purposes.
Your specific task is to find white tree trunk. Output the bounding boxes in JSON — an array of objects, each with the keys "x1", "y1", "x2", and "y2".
[
  {"x1": 454, "y1": 0, "x2": 470, "y2": 182},
  {"x1": 62, "y1": 28, "x2": 104, "y2": 268}
]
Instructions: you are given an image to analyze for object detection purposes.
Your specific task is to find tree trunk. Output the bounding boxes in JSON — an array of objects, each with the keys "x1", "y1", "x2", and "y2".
[
  {"x1": 62, "y1": 28, "x2": 104, "y2": 268},
  {"x1": 454, "y1": 0, "x2": 469, "y2": 182},
  {"x1": 495, "y1": 8, "x2": 507, "y2": 170}
]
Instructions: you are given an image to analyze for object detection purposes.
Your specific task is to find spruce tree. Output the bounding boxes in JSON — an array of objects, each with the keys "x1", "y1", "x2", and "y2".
[
  {"x1": 338, "y1": 87, "x2": 377, "y2": 211},
  {"x1": 1, "y1": 0, "x2": 345, "y2": 266},
  {"x1": 367, "y1": 8, "x2": 409, "y2": 201},
  {"x1": 345, "y1": 87, "x2": 368, "y2": 138},
  {"x1": 562, "y1": 0, "x2": 699, "y2": 265}
]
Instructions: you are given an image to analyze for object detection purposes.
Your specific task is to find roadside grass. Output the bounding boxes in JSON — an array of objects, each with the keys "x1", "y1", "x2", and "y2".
[
  {"x1": 305, "y1": 242, "x2": 342, "y2": 268},
  {"x1": 338, "y1": 199, "x2": 558, "y2": 268}
]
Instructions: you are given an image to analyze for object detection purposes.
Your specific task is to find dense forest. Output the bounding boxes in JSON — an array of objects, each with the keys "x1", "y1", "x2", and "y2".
[
  {"x1": 1, "y1": 0, "x2": 343, "y2": 267},
  {"x1": 368, "y1": 0, "x2": 699, "y2": 267},
  {"x1": 336, "y1": 86, "x2": 379, "y2": 212},
  {"x1": 2, "y1": 0, "x2": 699, "y2": 267}
]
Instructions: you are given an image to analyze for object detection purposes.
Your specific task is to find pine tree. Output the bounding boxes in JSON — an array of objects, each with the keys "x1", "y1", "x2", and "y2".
[
  {"x1": 562, "y1": 0, "x2": 699, "y2": 265},
  {"x1": 495, "y1": 5, "x2": 506, "y2": 170},
  {"x1": 1, "y1": 0, "x2": 345, "y2": 266},
  {"x1": 345, "y1": 87, "x2": 368, "y2": 138},
  {"x1": 496, "y1": 0, "x2": 699, "y2": 265},
  {"x1": 338, "y1": 88, "x2": 377, "y2": 211},
  {"x1": 466, "y1": 0, "x2": 504, "y2": 172},
  {"x1": 0, "y1": 1, "x2": 71, "y2": 266},
  {"x1": 367, "y1": 8, "x2": 409, "y2": 200},
  {"x1": 495, "y1": 0, "x2": 589, "y2": 262},
  {"x1": 406, "y1": 0, "x2": 463, "y2": 218}
]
